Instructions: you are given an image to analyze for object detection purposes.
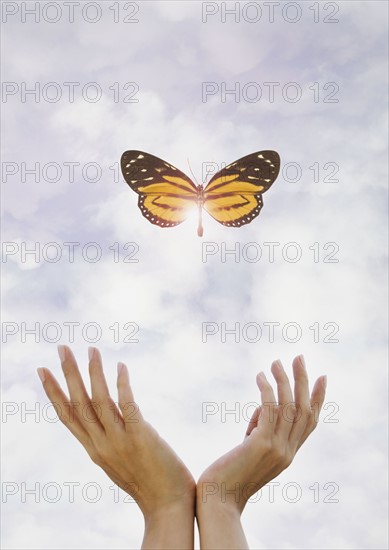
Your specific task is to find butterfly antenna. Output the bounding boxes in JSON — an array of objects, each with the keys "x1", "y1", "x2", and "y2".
[{"x1": 187, "y1": 158, "x2": 198, "y2": 186}]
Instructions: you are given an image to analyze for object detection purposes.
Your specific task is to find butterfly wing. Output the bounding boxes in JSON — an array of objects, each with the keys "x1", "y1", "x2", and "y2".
[
  {"x1": 203, "y1": 150, "x2": 280, "y2": 227},
  {"x1": 121, "y1": 150, "x2": 199, "y2": 228}
]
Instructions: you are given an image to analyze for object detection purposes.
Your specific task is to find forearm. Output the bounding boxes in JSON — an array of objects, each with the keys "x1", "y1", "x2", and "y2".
[
  {"x1": 196, "y1": 500, "x2": 249, "y2": 550},
  {"x1": 142, "y1": 504, "x2": 195, "y2": 550}
]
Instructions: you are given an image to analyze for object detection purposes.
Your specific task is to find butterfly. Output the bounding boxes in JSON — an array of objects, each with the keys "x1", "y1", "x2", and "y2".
[{"x1": 121, "y1": 150, "x2": 280, "y2": 237}]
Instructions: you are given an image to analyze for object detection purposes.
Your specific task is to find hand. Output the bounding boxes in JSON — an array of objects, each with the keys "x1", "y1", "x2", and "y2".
[
  {"x1": 37, "y1": 345, "x2": 196, "y2": 549},
  {"x1": 196, "y1": 355, "x2": 326, "y2": 549}
]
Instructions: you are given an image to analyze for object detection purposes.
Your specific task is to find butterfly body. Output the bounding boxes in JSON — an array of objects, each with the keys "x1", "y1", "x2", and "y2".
[{"x1": 121, "y1": 150, "x2": 280, "y2": 236}]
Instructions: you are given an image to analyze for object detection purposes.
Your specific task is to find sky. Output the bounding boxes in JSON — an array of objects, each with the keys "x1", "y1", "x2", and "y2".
[{"x1": 1, "y1": 1, "x2": 388, "y2": 549}]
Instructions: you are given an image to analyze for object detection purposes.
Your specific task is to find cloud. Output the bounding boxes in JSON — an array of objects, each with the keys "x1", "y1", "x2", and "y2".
[{"x1": 2, "y1": 2, "x2": 388, "y2": 549}]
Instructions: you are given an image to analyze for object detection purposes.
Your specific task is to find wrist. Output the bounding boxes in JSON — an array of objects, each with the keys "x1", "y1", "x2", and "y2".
[
  {"x1": 142, "y1": 501, "x2": 195, "y2": 550},
  {"x1": 196, "y1": 480, "x2": 247, "y2": 517},
  {"x1": 144, "y1": 498, "x2": 195, "y2": 525}
]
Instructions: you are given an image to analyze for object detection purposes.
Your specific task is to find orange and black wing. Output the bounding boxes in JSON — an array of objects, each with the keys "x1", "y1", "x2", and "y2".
[
  {"x1": 203, "y1": 151, "x2": 280, "y2": 227},
  {"x1": 121, "y1": 150, "x2": 199, "y2": 228}
]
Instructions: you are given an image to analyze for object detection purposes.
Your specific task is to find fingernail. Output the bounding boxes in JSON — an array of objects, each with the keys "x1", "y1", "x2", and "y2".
[
  {"x1": 57, "y1": 345, "x2": 66, "y2": 362},
  {"x1": 299, "y1": 354, "x2": 306, "y2": 369},
  {"x1": 257, "y1": 371, "x2": 266, "y2": 387},
  {"x1": 274, "y1": 359, "x2": 284, "y2": 371},
  {"x1": 117, "y1": 362, "x2": 125, "y2": 375},
  {"x1": 322, "y1": 375, "x2": 327, "y2": 389},
  {"x1": 88, "y1": 347, "x2": 96, "y2": 361},
  {"x1": 37, "y1": 368, "x2": 46, "y2": 383}
]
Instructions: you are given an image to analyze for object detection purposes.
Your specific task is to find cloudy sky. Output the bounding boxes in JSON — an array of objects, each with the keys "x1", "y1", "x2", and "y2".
[{"x1": 1, "y1": 1, "x2": 388, "y2": 548}]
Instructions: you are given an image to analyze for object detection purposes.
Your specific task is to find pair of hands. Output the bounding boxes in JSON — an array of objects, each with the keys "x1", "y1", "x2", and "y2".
[{"x1": 37, "y1": 346, "x2": 326, "y2": 549}]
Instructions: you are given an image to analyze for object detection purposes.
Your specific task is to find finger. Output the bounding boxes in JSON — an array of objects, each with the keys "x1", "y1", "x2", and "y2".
[
  {"x1": 58, "y1": 345, "x2": 103, "y2": 435},
  {"x1": 270, "y1": 359, "x2": 295, "y2": 437},
  {"x1": 117, "y1": 362, "x2": 143, "y2": 429},
  {"x1": 245, "y1": 405, "x2": 261, "y2": 439},
  {"x1": 37, "y1": 367, "x2": 91, "y2": 445},
  {"x1": 297, "y1": 375, "x2": 327, "y2": 450},
  {"x1": 270, "y1": 360, "x2": 293, "y2": 405},
  {"x1": 256, "y1": 372, "x2": 278, "y2": 436},
  {"x1": 88, "y1": 347, "x2": 123, "y2": 430},
  {"x1": 289, "y1": 355, "x2": 314, "y2": 446}
]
